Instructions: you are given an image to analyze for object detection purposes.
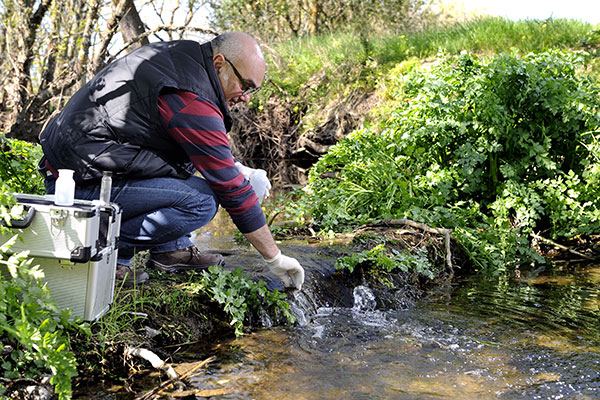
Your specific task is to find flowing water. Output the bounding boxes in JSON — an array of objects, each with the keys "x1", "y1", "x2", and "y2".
[
  {"x1": 180, "y1": 264, "x2": 600, "y2": 399},
  {"x1": 181, "y1": 213, "x2": 600, "y2": 399},
  {"x1": 182, "y1": 208, "x2": 600, "y2": 399},
  {"x1": 81, "y1": 209, "x2": 600, "y2": 399}
]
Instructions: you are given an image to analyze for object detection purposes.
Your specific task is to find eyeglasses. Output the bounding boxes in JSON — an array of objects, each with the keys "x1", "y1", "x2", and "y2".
[{"x1": 224, "y1": 56, "x2": 261, "y2": 96}]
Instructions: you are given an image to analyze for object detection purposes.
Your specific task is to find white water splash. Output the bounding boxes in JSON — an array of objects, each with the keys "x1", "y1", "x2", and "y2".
[
  {"x1": 311, "y1": 324, "x2": 325, "y2": 339},
  {"x1": 352, "y1": 285, "x2": 377, "y2": 311},
  {"x1": 288, "y1": 292, "x2": 309, "y2": 327},
  {"x1": 351, "y1": 285, "x2": 396, "y2": 328},
  {"x1": 260, "y1": 311, "x2": 273, "y2": 328}
]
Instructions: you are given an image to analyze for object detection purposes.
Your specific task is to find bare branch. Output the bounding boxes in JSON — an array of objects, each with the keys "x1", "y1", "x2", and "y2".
[
  {"x1": 76, "y1": 0, "x2": 102, "y2": 74},
  {"x1": 530, "y1": 232, "x2": 595, "y2": 260},
  {"x1": 88, "y1": 0, "x2": 129, "y2": 77},
  {"x1": 169, "y1": 0, "x2": 180, "y2": 41},
  {"x1": 106, "y1": 25, "x2": 219, "y2": 64}
]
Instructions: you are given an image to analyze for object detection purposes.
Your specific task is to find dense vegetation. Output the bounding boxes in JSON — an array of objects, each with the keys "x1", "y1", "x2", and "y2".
[
  {"x1": 237, "y1": 17, "x2": 598, "y2": 163},
  {"x1": 300, "y1": 49, "x2": 600, "y2": 273}
]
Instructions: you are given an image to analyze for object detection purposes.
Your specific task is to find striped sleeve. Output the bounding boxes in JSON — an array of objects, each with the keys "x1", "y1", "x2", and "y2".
[{"x1": 158, "y1": 89, "x2": 266, "y2": 233}]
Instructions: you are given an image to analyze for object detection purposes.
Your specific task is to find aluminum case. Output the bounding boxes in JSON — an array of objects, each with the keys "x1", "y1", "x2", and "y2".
[{"x1": 0, "y1": 194, "x2": 122, "y2": 321}]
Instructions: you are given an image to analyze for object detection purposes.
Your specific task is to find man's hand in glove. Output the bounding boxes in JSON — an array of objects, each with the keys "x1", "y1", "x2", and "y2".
[{"x1": 264, "y1": 251, "x2": 305, "y2": 291}]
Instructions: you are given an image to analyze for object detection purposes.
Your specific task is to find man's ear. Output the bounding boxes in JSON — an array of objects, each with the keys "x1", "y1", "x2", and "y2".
[{"x1": 213, "y1": 54, "x2": 225, "y2": 71}]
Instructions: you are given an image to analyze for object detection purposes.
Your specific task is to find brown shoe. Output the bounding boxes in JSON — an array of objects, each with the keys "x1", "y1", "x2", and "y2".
[
  {"x1": 149, "y1": 246, "x2": 224, "y2": 273},
  {"x1": 116, "y1": 264, "x2": 149, "y2": 286}
]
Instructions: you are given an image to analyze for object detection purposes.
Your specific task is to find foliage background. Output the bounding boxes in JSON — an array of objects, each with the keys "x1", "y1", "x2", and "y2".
[{"x1": 301, "y1": 49, "x2": 600, "y2": 273}]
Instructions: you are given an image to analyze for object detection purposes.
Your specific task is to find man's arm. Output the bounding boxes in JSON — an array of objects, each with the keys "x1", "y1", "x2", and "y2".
[
  {"x1": 158, "y1": 89, "x2": 304, "y2": 289},
  {"x1": 246, "y1": 225, "x2": 304, "y2": 290},
  {"x1": 158, "y1": 89, "x2": 266, "y2": 233},
  {"x1": 243, "y1": 224, "x2": 279, "y2": 259}
]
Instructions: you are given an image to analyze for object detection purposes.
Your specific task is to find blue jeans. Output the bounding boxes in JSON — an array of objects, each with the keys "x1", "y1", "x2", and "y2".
[{"x1": 46, "y1": 175, "x2": 219, "y2": 266}]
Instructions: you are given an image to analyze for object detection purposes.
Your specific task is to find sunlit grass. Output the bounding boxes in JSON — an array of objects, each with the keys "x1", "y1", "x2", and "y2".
[
  {"x1": 405, "y1": 17, "x2": 594, "y2": 56},
  {"x1": 259, "y1": 17, "x2": 599, "y2": 113}
]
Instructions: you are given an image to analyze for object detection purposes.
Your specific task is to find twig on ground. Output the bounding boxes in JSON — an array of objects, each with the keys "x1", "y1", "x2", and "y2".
[{"x1": 134, "y1": 356, "x2": 216, "y2": 400}]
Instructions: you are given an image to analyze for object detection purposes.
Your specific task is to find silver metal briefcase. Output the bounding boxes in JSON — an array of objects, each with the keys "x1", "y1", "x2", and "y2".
[{"x1": 0, "y1": 194, "x2": 122, "y2": 321}]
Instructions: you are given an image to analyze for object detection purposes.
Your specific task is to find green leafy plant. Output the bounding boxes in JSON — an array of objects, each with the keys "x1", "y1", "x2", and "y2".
[
  {"x1": 304, "y1": 50, "x2": 600, "y2": 274},
  {"x1": 335, "y1": 244, "x2": 434, "y2": 283},
  {"x1": 0, "y1": 138, "x2": 45, "y2": 235},
  {"x1": 184, "y1": 266, "x2": 295, "y2": 336},
  {"x1": 0, "y1": 137, "x2": 45, "y2": 196},
  {"x1": 0, "y1": 237, "x2": 90, "y2": 399}
]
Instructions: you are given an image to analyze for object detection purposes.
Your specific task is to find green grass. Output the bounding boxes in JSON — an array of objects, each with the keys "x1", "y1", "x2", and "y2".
[
  {"x1": 403, "y1": 17, "x2": 595, "y2": 57},
  {"x1": 256, "y1": 17, "x2": 599, "y2": 132}
]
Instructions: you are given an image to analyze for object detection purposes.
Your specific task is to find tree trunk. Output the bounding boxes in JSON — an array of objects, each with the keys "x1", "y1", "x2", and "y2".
[
  {"x1": 308, "y1": 0, "x2": 322, "y2": 35},
  {"x1": 117, "y1": 0, "x2": 149, "y2": 51},
  {"x1": 5, "y1": 0, "x2": 53, "y2": 140}
]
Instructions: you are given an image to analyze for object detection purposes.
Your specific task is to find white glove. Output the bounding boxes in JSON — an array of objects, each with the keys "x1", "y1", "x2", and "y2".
[
  {"x1": 234, "y1": 161, "x2": 254, "y2": 180},
  {"x1": 235, "y1": 162, "x2": 272, "y2": 203},
  {"x1": 264, "y1": 251, "x2": 305, "y2": 291}
]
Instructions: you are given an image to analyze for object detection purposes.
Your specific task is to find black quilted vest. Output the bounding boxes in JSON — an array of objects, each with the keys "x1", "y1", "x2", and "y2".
[{"x1": 39, "y1": 40, "x2": 232, "y2": 184}]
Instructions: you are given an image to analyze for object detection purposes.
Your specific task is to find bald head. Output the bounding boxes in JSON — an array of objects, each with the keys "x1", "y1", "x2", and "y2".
[
  {"x1": 211, "y1": 32, "x2": 264, "y2": 66},
  {"x1": 210, "y1": 32, "x2": 266, "y2": 107}
]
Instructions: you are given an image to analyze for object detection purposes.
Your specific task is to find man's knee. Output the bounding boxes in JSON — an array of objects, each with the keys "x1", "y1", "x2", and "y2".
[{"x1": 179, "y1": 176, "x2": 219, "y2": 223}]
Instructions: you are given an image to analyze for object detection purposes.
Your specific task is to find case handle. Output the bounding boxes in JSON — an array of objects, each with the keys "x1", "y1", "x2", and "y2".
[{"x1": 4, "y1": 206, "x2": 36, "y2": 229}]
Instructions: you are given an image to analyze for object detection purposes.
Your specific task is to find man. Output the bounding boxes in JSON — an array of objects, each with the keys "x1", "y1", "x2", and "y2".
[{"x1": 38, "y1": 32, "x2": 305, "y2": 290}]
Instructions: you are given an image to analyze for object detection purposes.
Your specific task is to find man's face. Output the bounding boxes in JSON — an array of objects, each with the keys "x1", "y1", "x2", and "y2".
[{"x1": 215, "y1": 53, "x2": 265, "y2": 108}]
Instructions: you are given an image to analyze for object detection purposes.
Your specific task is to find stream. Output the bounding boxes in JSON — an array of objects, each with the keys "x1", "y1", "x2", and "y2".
[
  {"x1": 81, "y1": 209, "x2": 600, "y2": 399},
  {"x1": 178, "y1": 265, "x2": 600, "y2": 399},
  {"x1": 183, "y1": 212, "x2": 600, "y2": 399}
]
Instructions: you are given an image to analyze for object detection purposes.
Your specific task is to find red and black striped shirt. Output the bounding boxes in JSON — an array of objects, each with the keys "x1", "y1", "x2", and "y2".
[{"x1": 158, "y1": 89, "x2": 266, "y2": 233}]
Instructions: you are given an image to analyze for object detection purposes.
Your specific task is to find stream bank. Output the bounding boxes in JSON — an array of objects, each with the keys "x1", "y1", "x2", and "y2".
[
  {"x1": 71, "y1": 240, "x2": 600, "y2": 399},
  {"x1": 64, "y1": 214, "x2": 466, "y2": 398},
  {"x1": 7, "y1": 206, "x2": 597, "y2": 399}
]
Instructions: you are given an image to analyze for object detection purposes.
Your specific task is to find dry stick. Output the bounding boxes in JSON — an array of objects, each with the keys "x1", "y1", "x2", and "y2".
[
  {"x1": 135, "y1": 356, "x2": 216, "y2": 400},
  {"x1": 530, "y1": 232, "x2": 594, "y2": 260},
  {"x1": 443, "y1": 229, "x2": 453, "y2": 273},
  {"x1": 161, "y1": 339, "x2": 204, "y2": 349},
  {"x1": 179, "y1": 356, "x2": 216, "y2": 381},
  {"x1": 125, "y1": 346, "x2": 182, "y2": 393}
]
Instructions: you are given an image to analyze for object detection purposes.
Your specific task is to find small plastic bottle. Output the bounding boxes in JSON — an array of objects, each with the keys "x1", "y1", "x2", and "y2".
[
  {"x1": 99, "y1": 171, "x2": 112, "y2": 203},
  {"x1": 55, "y1": 169, "x2": 75, "y2": 206}
]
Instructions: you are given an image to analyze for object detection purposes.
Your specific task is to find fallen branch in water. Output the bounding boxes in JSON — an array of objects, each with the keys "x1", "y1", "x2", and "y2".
[
  {"x1": 380, "y1": 219, "x2": 451, "y2": 235},
  {"x1": 125, "y1": 346, "x2": 184, "y2": 399},
  {"x1": 530, "y1": 232, "x2": 594, "y2": 260},
  {"x1": 359, "y1": 218, "x2": 455, "y2": 272},
  {"x1": 125, "y1": 346, "x2": 179, "y2": 381}
]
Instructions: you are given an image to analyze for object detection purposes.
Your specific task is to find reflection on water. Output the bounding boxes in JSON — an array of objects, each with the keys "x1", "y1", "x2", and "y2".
[
  {"x1": 192, "y1": 206, "x2": 242, "y2": 252},
  {"x1": 190, "y1": 265, "x2": 600, "y2": 399}
]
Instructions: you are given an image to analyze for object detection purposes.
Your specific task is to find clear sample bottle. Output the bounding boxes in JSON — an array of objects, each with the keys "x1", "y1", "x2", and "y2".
[
  {"x1": 55, "y1": 169, "x2": 75, "y2": 206},
  {"x1": 99, "y1": 171, "x2": 112, "y2": 203}
]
